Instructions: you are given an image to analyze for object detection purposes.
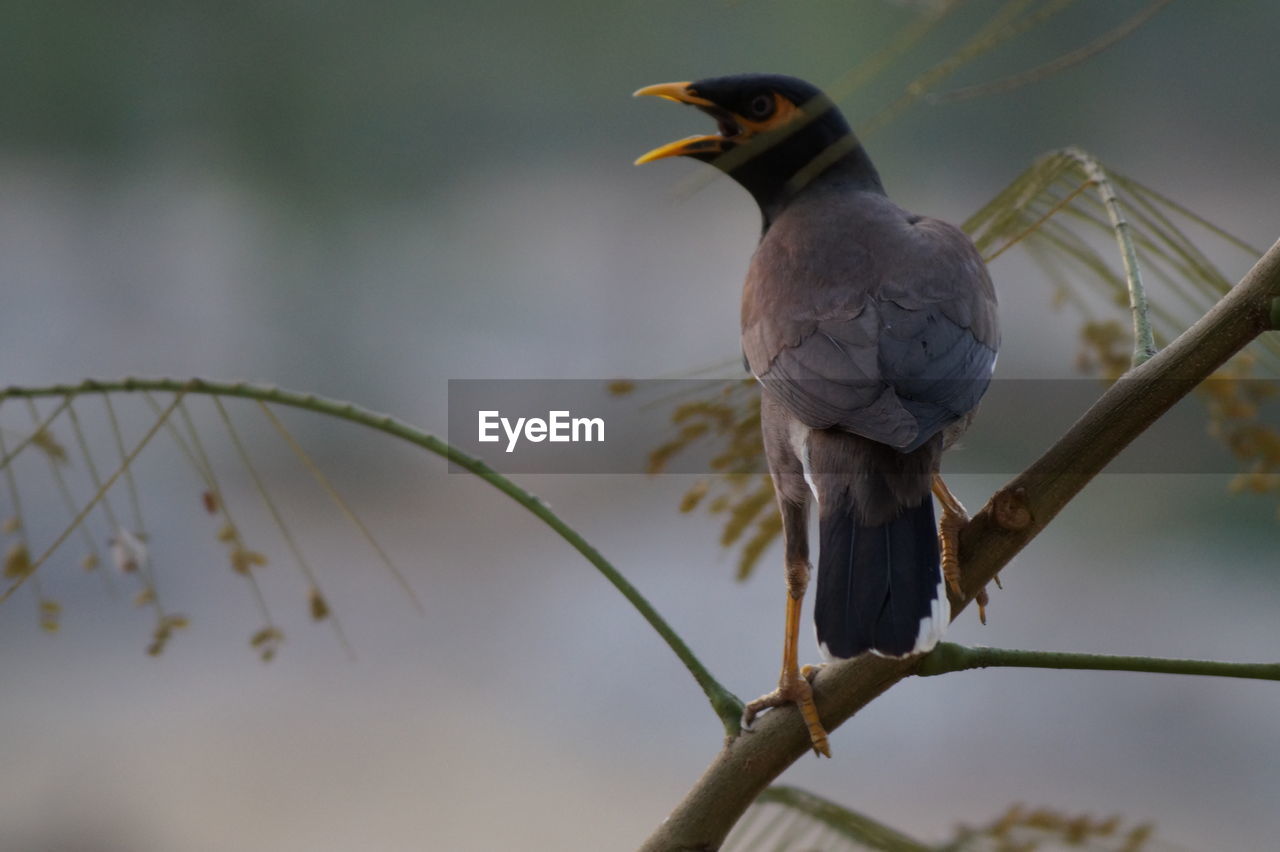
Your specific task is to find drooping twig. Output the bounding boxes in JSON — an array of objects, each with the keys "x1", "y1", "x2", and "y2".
[
  {"x1": 1063, "y1": 147, "x2": 1159, "y2": 366},
  {"x1": 22, "y1": 398, "x2": 103, "y2": 571},
  {"x1": 0, "y1": 377, "x2": 745, "y2": 734},
  {"x1": 0, "y1": 391, "x2": 187, "y2": 607},
  {"x1": 212, "y1": 397, "x2": 354, "y2": 659},
  {"x1": 255, "y1": 401, "x2": 422, "y2": 617},
  {"x1": 101, "y1": 391, "x2": 147, "y2": 533},
  {"x1": 0, "y1": 396, "x2": 72, "y2": 471},
  {"x1": 928, "y1": 0, "x2": 1175, "y2": 105},
  {"x1": 862, "y1": 0, "x2": 1080, "y2": 138},
  {"x1": 729, "y1": 785, "x2": 932, "y2": 852}
]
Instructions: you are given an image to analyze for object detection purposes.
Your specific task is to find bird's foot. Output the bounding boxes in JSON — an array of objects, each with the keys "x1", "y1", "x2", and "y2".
[
  {"x1": 938, "y1": 503, "x2": 968, "y2": 600},
  {"x1": 741, "y1": 665, "x2": 830, "y2": 757},
  {"x1": 942, "y1": 510, "x2": 994, "y2": 623},
  {"x1": 935, "y1": 478, "x2": 996, "y2": 624},
  {"x1": 973, "y1": 573, "x2": 1003, "y2": 624}
]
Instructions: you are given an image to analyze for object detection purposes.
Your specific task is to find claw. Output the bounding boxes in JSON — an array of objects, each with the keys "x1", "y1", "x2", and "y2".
[
  {"x1": 932, "y1": 474, "x2": 969, "y2": 600},
  {"x1": 933, "y1": 474, "x2": 995, "y2": 623},
  {"x1": 939, "y1": 508, "x2": 967, "y2": 599},
  {"x1": 743, "y1": 670, "x2": 831, "y2": 757}
]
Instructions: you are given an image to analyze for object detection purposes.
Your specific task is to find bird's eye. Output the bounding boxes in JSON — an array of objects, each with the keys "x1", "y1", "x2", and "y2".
[{"x1": 748, "y1": 94, "x2": 775, "y2": 120}]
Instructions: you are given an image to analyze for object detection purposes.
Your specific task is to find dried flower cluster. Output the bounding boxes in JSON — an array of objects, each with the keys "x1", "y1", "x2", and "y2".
[{"x1": 957, "y1": 803, "x2": 1154, "y2": 852}]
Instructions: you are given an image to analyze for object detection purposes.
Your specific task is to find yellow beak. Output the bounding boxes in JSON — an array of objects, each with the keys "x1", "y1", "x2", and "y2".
[{"x1": 633, "y1": 82, "x2": 726, "y2": 165}]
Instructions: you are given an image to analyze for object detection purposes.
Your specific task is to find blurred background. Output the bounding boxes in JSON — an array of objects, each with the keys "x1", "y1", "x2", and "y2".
[{"x1": 2, "y1": 1, "x2": 1278, "y2": 849}]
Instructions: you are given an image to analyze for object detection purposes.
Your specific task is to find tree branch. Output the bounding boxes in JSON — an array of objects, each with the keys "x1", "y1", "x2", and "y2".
[
  {"x1": 0, "y1": 378, "x2": 744, "y2": 733},
  {"x1": 918, "y1": 642, "x2": 1280, "y2": 681},
  {"x1": 639, "y1": 237, "x2": 1280, "y2": 851}
]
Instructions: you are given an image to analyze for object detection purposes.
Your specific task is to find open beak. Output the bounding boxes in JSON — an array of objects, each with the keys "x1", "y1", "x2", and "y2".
[{"x1": 633, "y1": 82, "x2": 743, "y2": 165}]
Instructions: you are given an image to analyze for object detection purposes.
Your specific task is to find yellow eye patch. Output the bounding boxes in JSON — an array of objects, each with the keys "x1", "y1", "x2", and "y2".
[{"x1": 736, "y1": 93, "x2": 802, "y2": 135}]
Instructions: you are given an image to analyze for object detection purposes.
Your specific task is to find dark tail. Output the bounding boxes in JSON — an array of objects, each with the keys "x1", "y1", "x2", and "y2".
[{"x1": 814, "y1": 497, "x2": 947, "y2": 658}]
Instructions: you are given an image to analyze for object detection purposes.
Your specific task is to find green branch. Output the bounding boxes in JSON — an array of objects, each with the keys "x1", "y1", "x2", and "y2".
[
  {"x1": 748, "y1": 786, "x2": 931, "y2": 852},
  {"x1": 0, "y1": 377, "x2": 743, "y2": 733},
  {"x1": 918, "y1": 642, "x2": 1280, "y2": 681},
  {"x1": 1063, "y1": 146, "x2": 1158, "y2": 366}
]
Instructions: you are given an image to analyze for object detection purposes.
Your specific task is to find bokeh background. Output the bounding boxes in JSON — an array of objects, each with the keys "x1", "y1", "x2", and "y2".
[{"x1": 2, "y1": 1, "x2": 1278, "y2": 849}]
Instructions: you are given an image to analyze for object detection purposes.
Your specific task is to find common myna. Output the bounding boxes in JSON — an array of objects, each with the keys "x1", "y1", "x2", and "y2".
[{"x1": 635, "y1": 74, "x2": 999, "y2": 756}]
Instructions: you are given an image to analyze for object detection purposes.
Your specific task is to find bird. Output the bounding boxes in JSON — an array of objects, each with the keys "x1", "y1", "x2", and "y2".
[{"x1": 634, "y1": 74, "x2": 999, "y2": 757}]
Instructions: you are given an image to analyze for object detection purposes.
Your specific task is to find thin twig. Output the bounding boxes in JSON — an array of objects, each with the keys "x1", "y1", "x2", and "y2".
[
  {"x1": 862, "y1": 0, "x2": 1079, "y2": 138},
  {"x1": 0, "y1": 396, "x2": 73, "y2": 471},
  {"x1": 1114, "y1": 173, "x2": 1265, "y2": 257},
  {"x1": 739, "y1": 786, "x2": 932, "y2": 852},
  {"x1": 0, "y1": 377, "x2": 745, "y2": 734},
  {"x1": 983, "y1": 178, "x2": 1093, "y2": 262},
  {"x1": 1063, "y1": 147, "x2": 1158, "y2": 365},
  {"x1": 918, "y1": 642, "x2": 1280, "y2": 680},
  {"x1": 101, "y1": 392, "x2": 146, "y2": 532},
  {"x1": 23, "y1": 398, "x2": 102, "y2": 567},
  {"x1": 928, "y1": 0, "x2": 1175, "y2": 104},
  {"x1": 256, "y1": 401, "x2": 422, "y2": 618},
  {"x1": 213, "y1": 398, "x2": 354, "y2": 659},
  {"x1": 65, "y1": 400, "x2": 122, "y2": 531},
  {"x1": 0, "y1": 392, "x2": 186, "y2": 606},
  {"x1": 0, "y1": 423, "x2": 27, "y2": 535},
  {"x1": 825, "y1": 0, "x2": 963, "y2": 105},
  {"x1": 174, "y1": 399, "x2": 278, "y2": 636}
]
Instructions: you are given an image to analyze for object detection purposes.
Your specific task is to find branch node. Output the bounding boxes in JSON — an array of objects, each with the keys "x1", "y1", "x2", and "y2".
[{"x1": 992, "y1": 485, "x2": 1032, "y2": 531}]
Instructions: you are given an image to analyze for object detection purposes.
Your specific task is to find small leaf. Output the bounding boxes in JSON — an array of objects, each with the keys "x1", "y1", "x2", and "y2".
[
  {"x1": 308, "y1": 587, "x2": 330, "y2": 621},
  {"x1": 231, "y1": 548, "x2": 267, "y2": 574},
  {"x1": 3, "y1": 542, "x2": 32, "y2": 579},
  {"x1": 30, "y1": 427, "x2": 68, "y2": 463},
  {"x1": 678, "y1": 480, "x2": 711, "y2": 513},
  {"x1": 250, "y1": 626, "x2": 284, "y2": 662},
  {"x1": 39, "y1": 598, "x2": 61, "y2": 633},
  {"x1": 250, "y1": 626, "x2": 283, "y2": 647}
]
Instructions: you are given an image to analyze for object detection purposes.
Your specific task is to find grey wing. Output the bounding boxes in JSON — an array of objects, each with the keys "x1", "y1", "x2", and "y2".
[
  {"x1": 757, "y1": 303, "x2": 922, "y2": 449},
  {"x1": 876, "y1": 297, "x2": 997, "y2": 451},
  {"x1": 753, "y1": 216, "x2": 998, "y2": 452},
  {"x1": 879, "y1": 216, "x2": 998, "y2": 450}
]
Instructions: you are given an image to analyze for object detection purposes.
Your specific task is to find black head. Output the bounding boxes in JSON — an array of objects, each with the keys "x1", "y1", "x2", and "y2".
[{"x1": 635, "y1": 74, "x2": 883, "y2": 219}]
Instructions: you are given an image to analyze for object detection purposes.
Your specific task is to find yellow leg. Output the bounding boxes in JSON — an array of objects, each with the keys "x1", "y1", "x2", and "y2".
[
  {"x1": 932, "y1": 474, "x2": 992, "y2": 624},
  {"x1": 742, "y1": 591, "x2": 831, "y2": 757}
]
